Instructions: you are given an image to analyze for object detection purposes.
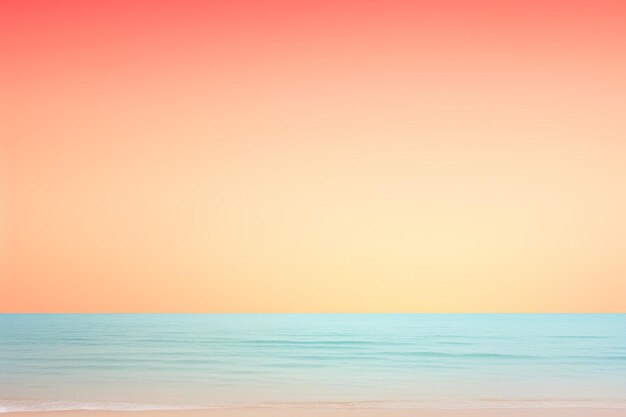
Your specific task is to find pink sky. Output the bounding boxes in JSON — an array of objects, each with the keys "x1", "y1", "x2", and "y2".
[{"x1": 2, "y1": 0, "x2": 626, "y2": 312}]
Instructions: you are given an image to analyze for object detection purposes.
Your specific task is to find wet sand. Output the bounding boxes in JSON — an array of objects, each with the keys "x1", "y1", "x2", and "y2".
[{"x1": 4, "y1": 409, "x2": 625, "y2": 417}]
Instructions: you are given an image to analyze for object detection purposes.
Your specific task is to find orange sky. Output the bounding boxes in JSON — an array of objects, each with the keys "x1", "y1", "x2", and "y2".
[{"x1": 1, "y1": 0, "x2": 625, "y2": 312}]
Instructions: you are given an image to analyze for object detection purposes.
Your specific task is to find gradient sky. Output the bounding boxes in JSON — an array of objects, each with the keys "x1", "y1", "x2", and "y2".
[{"x1": 2, "y1": 0, "x2": 626, "y2": 312}]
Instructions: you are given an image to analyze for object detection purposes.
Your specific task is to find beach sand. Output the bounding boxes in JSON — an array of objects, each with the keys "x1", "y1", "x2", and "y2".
[{"x1": 4, "y1": 409, "x2": 625, "y2": 417}]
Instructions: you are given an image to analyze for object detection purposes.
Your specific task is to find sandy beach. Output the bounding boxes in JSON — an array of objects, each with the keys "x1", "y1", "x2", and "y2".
[{"x1": 4, "y1": 409, "x2": 626, "y2": 417}]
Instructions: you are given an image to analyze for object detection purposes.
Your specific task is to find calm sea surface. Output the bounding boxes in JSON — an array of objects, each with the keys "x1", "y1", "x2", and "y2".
[{"x1": 0, "y1": 314, "x2": 625, "y2": 411}]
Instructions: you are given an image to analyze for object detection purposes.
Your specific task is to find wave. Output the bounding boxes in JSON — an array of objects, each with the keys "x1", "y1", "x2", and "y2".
[
  {"x1": 2, "y1": 398, "x2": 626, "y2": 413},
  {"x1": 0, "y1": 400, "x2": 199, "y2": 413}
]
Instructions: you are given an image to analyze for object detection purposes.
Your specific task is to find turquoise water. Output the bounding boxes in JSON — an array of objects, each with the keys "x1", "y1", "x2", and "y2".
[{"x1": 1, "y1": 314, "x2": 625, "y2": 411}]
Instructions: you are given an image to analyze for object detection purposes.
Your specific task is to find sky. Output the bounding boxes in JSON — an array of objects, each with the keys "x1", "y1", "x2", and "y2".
[{"x1": 1, "y1": 0, "x2": 625, "y2": 312}]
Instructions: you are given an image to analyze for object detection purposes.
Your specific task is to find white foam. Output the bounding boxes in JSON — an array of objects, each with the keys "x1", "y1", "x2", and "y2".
[
  {"x1": 2, "y1": 398, "x2": 626, "y2": 413},
  {"x1": 0, "y1": 400, "x2": 199, "y2": 414}
]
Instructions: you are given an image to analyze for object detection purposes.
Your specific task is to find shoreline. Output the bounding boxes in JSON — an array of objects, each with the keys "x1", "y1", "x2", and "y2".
[{"x1": 3, "y1": 409, "x2": 626, "y2": 417}]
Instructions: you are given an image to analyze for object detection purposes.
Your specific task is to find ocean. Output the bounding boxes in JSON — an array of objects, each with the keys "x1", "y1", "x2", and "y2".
[{"x1": 0, "y1": 314, "x2": 624, "y2": 412}]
